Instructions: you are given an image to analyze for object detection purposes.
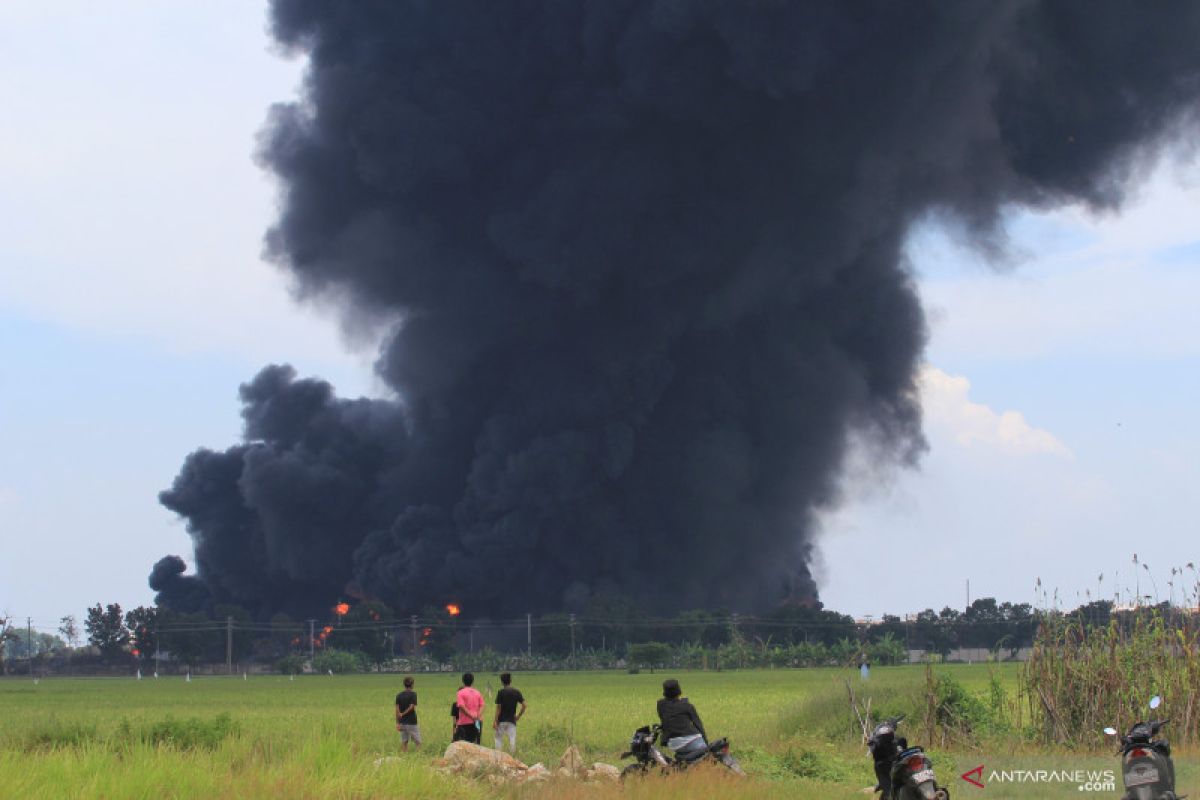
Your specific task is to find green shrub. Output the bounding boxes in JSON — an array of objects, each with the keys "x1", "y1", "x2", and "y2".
[
  {"x1": 779, "y1": 747, "x2": 846, "y2": 780},
  {"x1": 311, "y1": 649, "x2": 365, "y2": 674},
  {"x1": 140, "y1": 713, "x2": 240, "y2": 750},
  {"x1": 275, "y1": 654, "x2": 306, "y2": 674},
  {"x1": 932, "y1": 672, "x2": 992, "y2": 737},
  {"x1": 22, "y1": 722, "x2": 101, "y2": 751}
]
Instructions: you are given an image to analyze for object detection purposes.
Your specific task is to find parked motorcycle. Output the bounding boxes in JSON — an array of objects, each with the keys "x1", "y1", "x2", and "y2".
[
  {"x1": 1104, "y1": 696, "x2": 1180, "y2": 800},
  {"x1": 620, "y1": 723, "x2": 745, "y2": 778},
  {"x1": 867, "y1": 715, "x2": 950, "y2": 799}
]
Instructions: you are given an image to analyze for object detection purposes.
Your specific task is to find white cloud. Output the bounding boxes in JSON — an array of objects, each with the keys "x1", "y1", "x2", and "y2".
[
  {"x1": 0, "y1": 2, "x2": 380, "y2": 393},
  {"x1": 920, "y1": 365, "x2": 1072, "y2": 458},
  {"x1": 912, "y1": 158, "x2": 1200, "y2": 363}
]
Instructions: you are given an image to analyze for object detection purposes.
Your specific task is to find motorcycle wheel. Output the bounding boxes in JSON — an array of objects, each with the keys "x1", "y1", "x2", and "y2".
[{"x1": 620, "y1": 764, "x2": 648, "y2": 781}]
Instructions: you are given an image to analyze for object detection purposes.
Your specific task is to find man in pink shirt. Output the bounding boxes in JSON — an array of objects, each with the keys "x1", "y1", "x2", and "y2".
[{"x1": 453, "y1": 672, "x2": 485, "y2": 744}]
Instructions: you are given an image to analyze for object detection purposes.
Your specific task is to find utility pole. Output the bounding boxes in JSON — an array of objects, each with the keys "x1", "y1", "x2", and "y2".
[
  {"x1": 526, "y1": 613, "x2": 532, "y2": 658},
  {"x1": 27, "y1": 617, "x2": 33, "y2": 679},
  {"x1": 225, "y1": 616, "x2": 233, "y2": 674},
  {"x1": 154, "y1": 623, "x2": 160, "y2": 677},
  {"x1": 569, "y1": 613, "x2": 576, "y2": 670},
  {"x1": 308, "y1": 619, "x2": 316, "y2": 663},
  {"x1": 410, "y1": 615, "x2": 418, "y2": 654},
  {"x1": 469, "y1": 626, "x2": 474, "y2": 653},
  {"x1": 966, "y1": 579, "x2": 971, "y2": 610}
]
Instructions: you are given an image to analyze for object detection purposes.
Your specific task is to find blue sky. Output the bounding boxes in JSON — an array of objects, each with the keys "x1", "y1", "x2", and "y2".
[{"x1": 2, "y1": 2, "x2": 1197, "y2": 629}]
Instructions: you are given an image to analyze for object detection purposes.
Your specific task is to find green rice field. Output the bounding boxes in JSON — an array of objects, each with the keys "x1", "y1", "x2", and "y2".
[{"x1": 2, "y1": 665, "x2": 1195, "y2": 798}]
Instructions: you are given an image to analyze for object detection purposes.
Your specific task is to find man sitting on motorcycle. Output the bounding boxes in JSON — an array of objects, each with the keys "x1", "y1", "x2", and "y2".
[{"x1": 656, "y1": 679, "x2": 708, "y2": 761}]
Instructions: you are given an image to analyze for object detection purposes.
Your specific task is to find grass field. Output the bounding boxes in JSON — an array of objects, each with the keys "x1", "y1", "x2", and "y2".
[{"x1": 2, "y1": 665, "x2": 1195, "y2": 798}]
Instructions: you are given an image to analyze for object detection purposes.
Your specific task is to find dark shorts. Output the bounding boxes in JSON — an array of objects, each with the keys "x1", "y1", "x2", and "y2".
[{"x1": 453, "y1": 723, "x2": 481, "y2": 744}]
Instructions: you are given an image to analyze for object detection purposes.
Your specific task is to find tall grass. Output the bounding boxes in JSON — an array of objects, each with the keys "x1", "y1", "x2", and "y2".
[
  {"x1": 1023, "y1": 610, "x2": 1200, "y2": 746},
  {"x1": 4, "y1": 666, "x2": 1195, "y2": 797}
]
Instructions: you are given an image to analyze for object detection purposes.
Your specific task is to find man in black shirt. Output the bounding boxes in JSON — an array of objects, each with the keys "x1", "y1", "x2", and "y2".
[
  {"x1": 492, "y1": 672, "x2": 527, "y2": 753},
  {"x1": 394, "y1": 675, "x2": 420, "y2": 751},
  {"x1": 656, "y1": 678, "x2": 707, "y2": 761}
]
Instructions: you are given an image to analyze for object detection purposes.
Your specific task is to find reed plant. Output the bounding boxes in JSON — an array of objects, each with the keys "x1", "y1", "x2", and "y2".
[{"x1": 1022, "y1": 607, "x2": 1200, "y2": 746}]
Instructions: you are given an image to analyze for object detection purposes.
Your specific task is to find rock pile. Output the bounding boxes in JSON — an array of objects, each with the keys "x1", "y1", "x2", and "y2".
[{"x1": 427, "y1": 742, "x2": 620, "y2": 785}]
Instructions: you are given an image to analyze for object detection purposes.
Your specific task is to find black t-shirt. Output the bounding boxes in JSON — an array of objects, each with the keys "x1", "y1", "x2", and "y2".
[
  {"x1": 395, "y1": 690, "x2": 418, "y2": 724},
  {"x1": 495, "y1": 687, "x2": 525, "y2": 724}
]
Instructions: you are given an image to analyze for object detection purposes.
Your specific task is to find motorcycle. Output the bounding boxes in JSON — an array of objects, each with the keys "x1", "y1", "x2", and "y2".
[
  {"x1": 620, "y1": 723, "x2": 745, "y2": 778},
  {"x1": 1104, "y1": 696, "x2": 1181, "y2": 800},
  {"x1": 867, "y1": 715, "x2": 950, "y2": 800}
]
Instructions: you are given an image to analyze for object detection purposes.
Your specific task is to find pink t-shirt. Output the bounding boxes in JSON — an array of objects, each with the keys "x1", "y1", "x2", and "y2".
[{"x1": 456, "y1": 686, "x2": 484, "y2": 726}]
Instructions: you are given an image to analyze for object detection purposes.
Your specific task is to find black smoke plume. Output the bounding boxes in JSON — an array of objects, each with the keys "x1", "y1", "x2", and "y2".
[{"x1": 155, "y1": 1, "x2": 1200, "y2": 617}]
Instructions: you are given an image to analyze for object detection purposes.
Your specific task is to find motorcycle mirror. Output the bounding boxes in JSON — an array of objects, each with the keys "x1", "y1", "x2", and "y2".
[
  {"x1": 1149, "y1": 695, "x2": 1161, "y2": 710},
  {"x1": 1103, "y1": 727, "x2": 1118, "y2": 736}
]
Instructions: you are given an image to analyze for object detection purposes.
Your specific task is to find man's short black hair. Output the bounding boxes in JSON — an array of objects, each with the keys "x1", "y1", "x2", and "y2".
[
  {"x1": 462, "y1": 672, "x2": 474, "y2": 686},
  {"x1": 403, "y1": 676, "x2": 414, "y2": 688},
  {"x1": 662, "y1": 678, "x2": 681, "y2": 699},
  {"x1": 500, "y1": 672, "x2": 512, "y2": 686}
]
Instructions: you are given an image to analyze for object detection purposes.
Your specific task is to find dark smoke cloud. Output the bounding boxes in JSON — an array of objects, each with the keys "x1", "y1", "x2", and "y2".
[{"x1": 155, "y1": 1, "x2": 1200, "y2": 617}]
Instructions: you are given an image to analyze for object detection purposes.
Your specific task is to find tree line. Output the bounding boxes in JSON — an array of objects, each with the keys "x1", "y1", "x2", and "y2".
[{"x1": 1, "y1": 596, "x2": 1171, "y2": 675}]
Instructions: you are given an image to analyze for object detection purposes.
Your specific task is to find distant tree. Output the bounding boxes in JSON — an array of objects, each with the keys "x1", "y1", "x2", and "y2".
[
  {"x1": 58, "y1": 615, "x2": 80, "y2": 649},
  {"x1": 867, "y1": 632, "x2": 907, "y2": 665},
  {"x1": 1000, "y1": 601, "x2": 1038, "y2": 654},
  {"x1": 418, "y1": 606, "x2": 458, "y2": 664},
  {"x1": 85, "y1": 603, "x2": 129, "y2": 661},
  {"x1": 962, "y1": 598, "x2": 1004, "y2": 649},
  {"x1": 329, "y1": 601, "x2": 394, "y2": 665},
  {"x1": 158, "y1": 610, "x2": 216, "y2": 667},
  {"x1": 627, "y1": 642, "x2": 672, "y2": 672},
  {"x1": 582, "y1": 591, "x2": 645, "y2": 650},
  {"x1": 829, "y1": 637, "x2": 860, "y2": 665},
  {"x1": 676, "y1": 609, "x2": 730, "y2": 648},
  {"x1": 535, "y1": 613, "x2": 573, "y2": 657},
  {"x1": 764, "y1": 604, "x2": 856, "y2": 646},
  {"x1": 1, "y1": 615, "x2": 21, "y2": 675},
  {"x1": 57, "y1": 614, "x2": 80, "y2": 673},
  {"x1": 125, "y1": 606, "x2": 159, "y2": 663},
  {"x1": 4, "y1": 631, "x2": 66, "y2": 661},
  {"x1": 871, "y1": 614, "x2": 908, "y2": 645},
  {"x1": 1069, "y1": 600, "x2": 1112, "y2": 629},
  {"x1": 914, "y1": 608, "x2": 956, "y2": 659}
]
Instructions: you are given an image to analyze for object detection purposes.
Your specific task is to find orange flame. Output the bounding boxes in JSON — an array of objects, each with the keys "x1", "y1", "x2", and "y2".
[
  {"x1": 334, "y1": 602, "x2": 351, "y2": 616},
  {"x1": 446, "y1": 603, "x2": 461, "y2": 616}
]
